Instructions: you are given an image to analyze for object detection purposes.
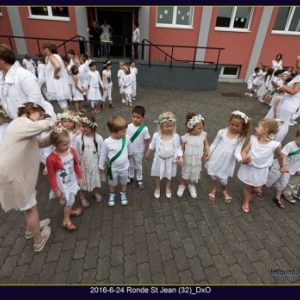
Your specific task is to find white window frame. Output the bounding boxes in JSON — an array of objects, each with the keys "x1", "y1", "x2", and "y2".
[
  {"x1": 219, "y1": 65, "x2": 240, "y2": 79},
  {"x1": 272, "y1": 6, "x2": 300, "y2": 36},
  {"x1": 215, "y1": 6, "x2": 254, "y2": 32},
  {"x1": 156, "y1": 6, "x2": 194, "y2": 29},
  {"x1": 0, "y1": 8, "x2": 3, "y2": 17},
  {"x1": 28, "y1": 7, "x2": 70, "y2": 21}
]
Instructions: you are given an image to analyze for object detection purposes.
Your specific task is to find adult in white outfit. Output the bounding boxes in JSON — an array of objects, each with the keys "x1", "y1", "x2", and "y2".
[
  {"x1": 0, "y1": 44, "x2": 56, "y2": 120},
  {"x1": 275, "y1": 56, "x2": 300, "y2": 143},
  {"x1": 271, "y1": 53, "x2": 283, "y2": 72}
]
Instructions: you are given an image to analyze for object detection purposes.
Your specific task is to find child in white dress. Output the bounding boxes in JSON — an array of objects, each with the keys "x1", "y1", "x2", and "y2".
[
  {"x1": 37, "y1": 56, "x2": 49, "y2": 101},
  {"x1": 177, "y1": 113, "x2": 210, "y2": 199},
  {"x1": 117, "y1": 61, "x2": 126, "y2": 103},
  {"x1": 0, "y1": 109, "x2": 9, "y2": 147},
  {"x1": 57, "y1": 110, "x2": 81, "y2": 149},
  {"x1": 145, "y1": 112, "x2": 183, "y2": 199},
  {"x1": 47, "y1": 127, "x2": 85, "y2": 231},
  {"x1": 75, "y1": 113, "x2": 104, "y2": 208},
  {"x1": 101, "y1": 60, "x2": 115, "y2": 109},
  {"x1": 22, "y1": 54, "x2": 36, "y2": 76},
  {"x1": 130, "y1": 60, "x2": 138, "y2": 101},
  {"x1": 87, "y1": 62, "x2": 103, "y2": 114},
  {"x1": 206, "y1": 111, "x2": 251, "y2": 203},
  {"x1": 121, "y1": 66, "x2": 133, "y2": 107},
  {"x1": 71, "y1": 65, "x2": 86, "y2": 114},
  {"x1": 237, "y1": 119, "x2": 288, "y2": 213}
]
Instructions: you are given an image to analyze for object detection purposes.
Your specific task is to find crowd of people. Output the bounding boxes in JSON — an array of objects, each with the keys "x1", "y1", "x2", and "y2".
[{"x1": 1, "y1": 42, "x2": 300, "y2": 254}]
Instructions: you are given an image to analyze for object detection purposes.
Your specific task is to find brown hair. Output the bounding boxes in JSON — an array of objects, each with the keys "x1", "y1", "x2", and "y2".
[
  {"x1": 17, "y1": 102, "x2": 45, "y2": 118},
  {"x1": 80, "y1": 113, "x2": 98, "y2": 153},
  {"x1": 229, "y1": 113, "x2": 251, "y2": 141},
  {"x1": 185, "y1": 112, "x2": 205, "y2": 132},
  {"x1": 42, "y1": 42, "x2": 57, "y2": 54},
  {"x1": 295, "y1": 127, "x2": 300, "y2": 138},
  {"x1": 123, "y1": 65, "x2": 130, "y2": 74},
  {"x1": 0, "y1": 44, "x2": 16, "y2": 65},
  {"x1": 107, "y1": 116, "x2": 128, "y2": 132},
  {"x1": 49, "y1": 128, "x2": 69, "y2": 146}
]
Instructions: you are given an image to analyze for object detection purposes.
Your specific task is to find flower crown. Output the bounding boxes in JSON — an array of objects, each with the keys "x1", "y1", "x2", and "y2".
[
  {"x1": 187, "y1": 114, "x2": 204, "y2": 129},
  {"x1": 57, "y1": 113, "x2": 80, "y2": 123},
  {"x1": 158, "y1": 117, "x2": 176, "y2": 124},
  {"x1": 80, "y1": 117, "x2": 98, "y2": 128},
  {"x1": 0, "y1": 110, "x2": 6, "y2": 118},
  {"x1": 53, "y1": 126, "x2": 67, "y2": 134},
  {"x1": 18, "y1": 103, "x2": 38, "y2": 109},
  {"x1": 231, "y1": 110, "x2": 249, "y2": 124},
  {"x1": 266, "y1": 119, "x2": 283, "y2": 141}
]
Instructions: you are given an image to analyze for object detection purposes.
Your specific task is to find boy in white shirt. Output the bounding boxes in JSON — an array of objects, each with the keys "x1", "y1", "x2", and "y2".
[
  {"x1": 130, "y1": 60, "x2": 138, "y2": 101},
  {"x1": 127, "y1": 106, "x2": 150, "y2": 189},
  {"x1": 99, "y1": 116, "x2": 132, "y2": 206},
  {"x1": 117, "y1": 61, "x2": 126, "y2": 103},
  {"x1": 245, "y1": 67, "x2": 260, "y2": 97}
]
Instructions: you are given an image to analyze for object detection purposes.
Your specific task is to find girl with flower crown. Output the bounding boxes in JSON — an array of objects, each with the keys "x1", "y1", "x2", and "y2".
[
  {"x1": 206, "y1": 110, "x2": 251, "y2": 203},
  {"x1": 46, "y1": 126, "x2": 85, "y2": 231},
  {"x1": 75, "y1": 113, "x2": 104, "y2": 207},
  {"x1": 145, "y1": 111, "x2": 183, "y2": 198},
  {"x1": 177, "y1": 112, "x2": 210, "y2": 199},
  {"x1": 237, "y1": 118, "x2": 288, "y2": 213}
]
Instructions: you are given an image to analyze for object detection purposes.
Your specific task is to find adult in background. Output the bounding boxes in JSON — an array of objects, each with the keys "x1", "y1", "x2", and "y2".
[
  {"x1": 87, "y1": 20, "x2": 101, "y2": 57},
  {"x1": 100, "y1": 19, "x2": 113, "y2": 57},
  {"x1": 272, "y1": 54, "x2": 283, "y2": 72},
  {"x1": 275, "y1": 55, "x2": 300, "y2": 142},
  {"x1": 43, "y1": 42, "x2": 71, "y2": 112},
  {"x1": 0, "y1": 44, "x2": 56, "y2": 120},
  {"x1": 132, "y1": 22, "x2": 140, "y2": 60}
]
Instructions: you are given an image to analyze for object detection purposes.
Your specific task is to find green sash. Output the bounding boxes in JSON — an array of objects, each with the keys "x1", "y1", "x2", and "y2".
[
  {"x1": 107, "y1": 136, "x2": 126, "y2": 180},
  {"x1": 288, "y1": 148, "x2": 300, "y2": 157},
  {"x1": 130, "y1": 123, "x2": 146, "y2": 143}
]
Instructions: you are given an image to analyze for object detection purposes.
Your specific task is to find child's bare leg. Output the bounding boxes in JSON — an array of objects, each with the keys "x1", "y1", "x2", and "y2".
[
  {"x1": 79, "y1": 190, "x2": 89, "y2": 207},
  {"x1": 121, "y1": 184, "x2": 127, "y2": 193},
  {"x1": 166, "y1": 179, "x2": 171, "y2": 193},
  {"x1": 63, "y1": 206, "x2": 72, "y2": 223},
  {"x1": 42, "y1": 166, "x2": 48, "y2": 175},
  {"x1": 222, "y1": 184, "x2": 232, "y2": 203},
  {"x1": 242, "y1": 184, "x2": 253, "y2": 212},
  {"x1": 74, "y1": 101, "x2": 80, "y2": 112},
  {"x1": 179, "y1": 176, "x2": 185, "y2": 186},
  {"x1": 209, "y1": 178, "x2": 217, "y2": 201}
]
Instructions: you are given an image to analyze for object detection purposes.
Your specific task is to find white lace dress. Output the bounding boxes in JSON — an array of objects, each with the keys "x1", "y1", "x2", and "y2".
[{"x1": 181, "y1": 132, "x2": 207, "y2": 183}]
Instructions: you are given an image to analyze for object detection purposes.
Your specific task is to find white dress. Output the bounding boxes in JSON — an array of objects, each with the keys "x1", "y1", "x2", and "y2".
[
  {"x1": 0, "y1": 123, "x2": 9, "y2": 147},
  {"x1": 45, "y1": 54, "x2": 71, "y2": 101},
  {"x1": 237, "y1": 135, "x2": 280, "y2": 186},
  {"x1": 75, "y1": 133, "x2": 105, "y2": 191},
  {"x1": 72, "y1": 75, "x2": 84, "y2": 101},
  {"x1": 181, "y1": 132, "x2": 207, "y2": 183},
  {"x1": 206, "y1": 128, "x2": 243, "y2": 180},
  {"x1": 88, "y1": 71, "x2": 102, "y2": 101}
]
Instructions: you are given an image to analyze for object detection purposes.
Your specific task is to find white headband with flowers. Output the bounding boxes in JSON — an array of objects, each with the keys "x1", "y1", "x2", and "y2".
[
  {"x1": 57, "y1": 113, "x2": 80, "y2": 123},
  {"x1": 18, "y1": 103, "x2": 38, "y2": 108},
  {"x1": 231, "y1": 110, "x2": 249, "y2": 124},
  {"x1": 53, "y1": 126, "x2": 67, "y2": 134},
  {"x1": 266, "y1": 119, "x2": 283, "y2": 141},
  {"x1": 80, "y1": 117, "x2": 98, "y2": 128},
  {"x1": 187, "y1": 114, "x2": 204, "y2": 129},
  {"x1": 158, "y1": 117, "x2": 176, "y2": 124},
  {"x1": 0, "y1": 110, "x2": 7, "y2": 118}
]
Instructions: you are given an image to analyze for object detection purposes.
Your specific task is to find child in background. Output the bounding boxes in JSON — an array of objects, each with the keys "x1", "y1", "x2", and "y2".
[
  {"x1": 245, "y1": 67, "x2": 261, "y2": 97},
  {"x1": 22, "y1": 54, "x2": 36, "y2": 76},
  {"x1": 266, "y1": 128, "x2": 300, "y2": 208},
  {"x1": 70, "y1": 65, "x2": 86, "y2": 114},
  {"x1": 99, "y1": 116, "x2": 132, "y2": 207},
  {"x1": 117, "y1": 61, "x2": 126, "y2": 103},
  {"x1": 206, "y1": 111, "x2": 251, "y2": 202},
  {"x1": 177, "y1": 113, "x2": 210, "y2": 198},
  {"x1": 57, "y1": 111, "x2": 80, "y2": 149},
  {"x1": 145, "y1": 112, "x2": 183, "y2": 198},
  {"x1": 101, "y1": 60, "x2": 115, "y2": 109},
  {"x1": 130, "y1": 60, "x2": 138, "y2": 101},
  {"x1": 127, "y1": 106, "x2": 150, "y2": 189},
  {"x1": 0, "y1": 109, "x2": 9, "y2": 147},
  {"x1": 237, "y1": 119, "x2": 288, "y2": 213},
  {"x1": 257, "y1": 68, "x2": 274, "y2": 103},
  {"x1": 37, "y1": 56, "x2": 49, "y2": 101},
  {"x1": 79, "y1": 56, "x2": 89, "y2": 102},
  {"x1": 264, "y1": 69, "x2": 284, "y2": 106},
  {"x1": 47, "y1": 127, "x2": 85, "y2": 231},
  {"x1": 121, "y1": 66, "x2": 133, "y2": 107},
  {"x1": 87, "y1": 62, "x2": 103, "y2": 114},
  {"x1": 75, "y1": 113, "x2": 104, "y2": 207}
]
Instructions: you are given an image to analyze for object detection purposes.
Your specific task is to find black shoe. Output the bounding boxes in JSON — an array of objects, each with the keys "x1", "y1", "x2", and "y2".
[
  {"x1": 127, "y1": 178, "x2": 134, "y2": 185},
  {"x1": 109, "y1": 104, "x2": 116, "y2": 109},
  {"x1": 137, "y1": 181, "x2": 144, "y2": 190}
]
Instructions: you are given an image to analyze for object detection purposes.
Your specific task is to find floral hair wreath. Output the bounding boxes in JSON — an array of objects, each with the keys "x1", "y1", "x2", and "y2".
[
  {"x1": 266, "y1": 119, "x2": 283, "y2": 141},
  {"x1": 158, "y1": 117, "x2": 176, "y2": 125},
  {"x1": 187, "y1": 114, "x2": 205, "y2": 129},
  {"x1": 0, "y1": 110, "x2": 7, "y2": 118},
  {"x1": 18, "y1": 103, "x2": 38, "y2": 108},
  {"x1": 57, "y1": 113, "x2": 80, "y2": 123},
  {"x1": 80, "y1": 117, "x2": 98, "y2": 128},
  {"x1": 53, "y1": 126, "x2": 67, "y2": 134},
  {"x1": 231, "y1": 110, "x2": 249, "y2": 124}
]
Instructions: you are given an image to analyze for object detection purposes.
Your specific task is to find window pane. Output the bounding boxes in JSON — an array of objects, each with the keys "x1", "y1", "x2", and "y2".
[
  {"x1": 216, "y1": 7, "x2": 232, "y2": 27},
  {"x1": 288, "y1": 7, "x2": 300, "y2": 32},
  {"x1": 30, "y1": 7, "x2": 49, "y2": 16},
  {"x1": 273, "y1": 7, "x2": 290, "y2": 30},
  {"x1": 176, "y1": 7, "x2": 193, "y2": 26},
  {"x1": 157, "y1": 7, "x2": 174, "y2": 24},
  {"x1": 51, "y1": 7, "x2": 69, "y2": 17},
  {"x1": 233, "y1": 7, "x2": 252, "y2": 29}
]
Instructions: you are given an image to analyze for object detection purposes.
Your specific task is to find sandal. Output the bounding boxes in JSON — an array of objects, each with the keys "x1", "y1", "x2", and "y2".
[
  {"x1": 242, "y1": 202, "x2": 250, "y2": 213},
  {"x1": 61, "y1": 221, "x2": 76, "y2": 231},
  {"x1": 282, "y1": 194, "x2": 296, "y2": 204},
  {"x1": 208, "y1": 191, "x2": 216, "y2": 201},
  {"x1": 70, "y1": 208, "x2": 82, "y2": 217},
  {"x1": 81, "y1": 199, "x2": 90, "y2": 208},
  {"x1": 256, "y1": 191, "x2": 263, "y2": 197},
  {"x1": 222, "y1": 191, "x2": 232, "y2": 203},
  {"x1": 273, "y1": 197, "x2": 285, "y2": 209},
  {"x1": 94, "y1": 193, "x2": 102, "y2": 203}
]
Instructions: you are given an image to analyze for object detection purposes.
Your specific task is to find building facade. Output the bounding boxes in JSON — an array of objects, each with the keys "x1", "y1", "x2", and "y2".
[{"x1": 0, "y1": 6, "x2": 299, "y2": 82}]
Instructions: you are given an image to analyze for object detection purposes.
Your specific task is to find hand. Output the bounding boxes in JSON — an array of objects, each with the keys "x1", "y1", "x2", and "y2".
[
  {"x1": 145, "y1": 154, "x2": 150, "y2": 161},
  {"x1": 280, "y1": 166, "x2": 289, "y2": 173},
  {"x1": 79, "y1": 179, "x2": 86, "y2": 186},
  {"x1": 104, "y1": 87, "x2": 107, "y2": 91},
  {"x1": 100, "y1": 166, "x2": 106, "y2": 173},
  {"x1": 201, "y1": 154, "x2": 209, "y2": 162},
  {"x1": 241, "y1": 156, "x2": 252, "y2": 164},
  {"x1": 176, "y1": 156, "x2": 183, "y2": 166},
  {"x1": 54, "y1": 75, "x2": 60, "y2": 80},
  {"x1": 54, "y1": 190, "x2": 62, "y2": 199}
]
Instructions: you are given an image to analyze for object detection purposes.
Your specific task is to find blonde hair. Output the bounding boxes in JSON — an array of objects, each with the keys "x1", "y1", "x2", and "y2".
[
  {"x1": 259, "y1": 119, "x2": 283, "y2": 139},
  {"x1": 49, "y1": 128, "x2": 69, "y2": 146},
  {"x1": 107, "y1": 116, "x2": 128, "y2": 132},
  {"x1": 119, "y1": 60, "x2": 125, "y2": 66},
  {"x1": 60, "y1": 110, "x2": 79, "y2": 133},
  {"x1": 157, "y1": 111, "x2": 176, "y2": 135}
]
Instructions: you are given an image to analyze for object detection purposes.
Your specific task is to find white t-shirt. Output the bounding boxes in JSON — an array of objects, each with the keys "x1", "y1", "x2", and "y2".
[
  {"x1": 127, "y1": 123, "x2": 150, "y2": 153},
  {"x1": 130, "y1": 67, "x2": 138, "y2": 81},
  {"x1": 100, "y1": 24, "x2": 112, "y2": 34},
  {"x1": 102, "y1": 69, "x2": 112, "y2": 87},
  {"x1": 280, "y1": 75, "x2": 300, "y2": 110},
  {"x1": 132, "y1": 28, "x2": 140, "y2": 43},
  {"x1": 37, "y1": 64, "x2": 46, "y2": 82},
  {"x1": 22, "y1": 59, "x2": 36, "y2": 74}
]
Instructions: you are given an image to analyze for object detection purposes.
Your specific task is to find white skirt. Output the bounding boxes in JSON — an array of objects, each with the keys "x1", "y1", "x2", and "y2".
[
  {"x1": 88, "y1": 87, "x2": 102, "y2": 101},
  {"x1": 237, "y1": 164, "x2": 269, "y2": 187}
]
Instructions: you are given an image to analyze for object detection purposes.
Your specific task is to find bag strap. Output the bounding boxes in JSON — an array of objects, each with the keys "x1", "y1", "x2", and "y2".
[{"x1": 130, "y1": 123, "x2": 145, "y2": 143}]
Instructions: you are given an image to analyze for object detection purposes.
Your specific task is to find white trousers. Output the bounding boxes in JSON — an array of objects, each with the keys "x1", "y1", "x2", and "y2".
[
  {"x1": 283, "y1": 174, "x2": 300, "y2": 195},
  {"x1": 129, "y1": 152, "x2": 143, "y2": 180},
  {"x1": 102, "y1": 86, "x2": 112, "y2": 101}
]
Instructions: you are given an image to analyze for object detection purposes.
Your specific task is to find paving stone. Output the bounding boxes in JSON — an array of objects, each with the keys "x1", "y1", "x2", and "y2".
[
  {"x1": 204, "y1": 266, "x2": 222, "y2": 284},
  {"x1": 55, "y1": 250, "x2": 73, "y2": 274},
  {"x1": 178, "y1": 270, "x2": 195, "y2": 284},
  {"x1": 124, "y1": 254, "x2": 137, "y2": 278},
  {"x1": 111, "y1": 246, "x2": 124, "y2": 267},
  {"x1": 179, "y1": 201, "x2": 192, "y2": 215},
  {"x1": 38, "y1": 261, "x2": 57, "y2": 284},
  {"x1": 136, "y1": 243, "x2": 149, "y2": 264},
  {"x1": 230, "y1": 224, "x2": 248, "y2": 242},
  {"x1": 190, "y1": 205, "x2": 205, "y2": 221},
  {"x1": 124, "y1": 276, "x2": 139, "y2": 284},
  {"x1": 219, "y1": 244, "x2": 237, "y2": 266},
  {"x1": 168, "y1": 230, "x2": 183, "y2": 249},
  {"x1": 172, "y1": 207, "x2": 185, "y2": 222},
  {"x1": 84, "y1": 248, "x2": 100, "y2": 270},
  {"x1": 88, "y1": 229, "x2": 101, "y2": 248},
  {"x1": 173, "y1": 248, "x2": 189, "y2": 271},
  {"x1": 151, "y1": 273, "x2": 166, "y2": 284},
  {"x1": 161, "y1": 202, "x2": 172, "y2": 216},
  {"x1": 196, "y1": 219, "x2": 212, "y2": 237},
  {"x1": 134, "y1": 226, "x2": 147, "y2": 244},
  {"x1": 146, "y1": 232, "x2": 160, "y2": 252},
  {"x1": 224, "y1": 233, "x2": 243, "y2": 253},
  {"x1": 155, "y1": 224, "x2": 169, "y2": 241},
  {"x1": 110, "y1": 265, "x2": 124, "y2": 284},
  {"x1": 26, "y1": 252, "x2": 47, "y2": 276},
  {"x1": 215, "y1": 218, "x2": 231, "y2": 235},
  {"x1": 228, "y1": 264, "x2": 248, "y2": 283},
  {"x1": 252, "y1": 261, "x2": 276, "y2": 284},
  {"x1": 153, "y1": 211, "x2": 165, "y2": 225},
  {"x1": 73, "y1": 240, "x2": 87, "y2": 260},
  {"x1": 22, "y1": 275, "x2": 39, "y2": 284},
  {"x1": 182, "y1": 238, "x2": 198, "y2": 258},
  {"x1": 112, "y1": 228, "x2": 124, "y2": 246},
  {"x1": 188, "y1": 257, "x2": 206, "y2": 282},
  {"x1": 190, "y1": 228, "x2": 205, "y2": 246},
  {"x1": 134, "y1": 211, "x2": 144, "y2": 226},
  {"x1": 163, "y1": 259, "x2": 180, "y2": 284},
  {"x1": 10, "y1": 237, "x2": 28, "y2": 256},
  {"x1": 46, "y1": 242, "x2": 63, "y2": 262},
  {"x1": 164, "y1": 215, "x2": 177, "y2": 232},
  {"x1": 212, "y1": 254, "x2": 231, "y2": 279},
  {"x1": 239, "y1": 241, "x2": 260, "y2": 262},
  {"x1": 221, "y1": 276, "x2": 237, "y2": 284},
  {"x1": 159, "y1": 240, "x2": 173, "y2": 261},
  {"x1": 99, "y1": 236, "x2": 112, "y2": 257},
  {"x1": 2, "y1": 228, "x2": 20, "y2": 247},
  {"x1": 196, "y1": 245, "x2": 214, "y2": 268},
  {"x1": 260, "y1": 239, "x2": 282, "y2": 260},
  {"x1": 145, "y1": 216, "x2": 156, "y2": 233},
  {"x1": 137, "y1": 262, "x2": 152, "y2": 284},
  {"x1": 8, "y1": 264, "x2": 29, "y2": 284},
  {"x1": 203, "y1": 235, "x2": 221, "y2": 256},
  {"x1": 77, "y1": 222, "x2": 91, "y2": 240},
  {"x1": 246, "y1": 273, "x2": 263, "y2": 284},
  {"x1": 96, "y1": 256, "x2": 111, "y2": 281},
  {"x1": 234, "y1": 251, "x2": 256, "y2": 276},
  {"x1": 281, "y1": 236, "x2": 299, "y2": 254},
  {"x1": 244, "y1": 231, "x2": 264, "y2": 251},
  {"x1": 123, "y1": 234, "x2": 136, "y2": 255},
  {"x1": 81, "y1": 269, "x2": 96, "y2": 284},
  {"x1": 287, "y1": 228, "x2": 300, "y2": 246},
  {"x1": 203, "y1": 211, "x2": 217, "y2": 227},
  {"x1": 17, "y1": 245, "x2": 35, "y2": 266}
]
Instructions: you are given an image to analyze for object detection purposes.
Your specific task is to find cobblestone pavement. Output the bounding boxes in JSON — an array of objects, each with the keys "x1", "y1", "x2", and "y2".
[{"x1": 1, "y1": 82, "x2": 300, "y2": 285}]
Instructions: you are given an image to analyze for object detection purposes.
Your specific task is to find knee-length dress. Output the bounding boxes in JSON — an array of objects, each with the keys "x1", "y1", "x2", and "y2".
[
  {"x1": 72, "y1": 75, "x2": 84, "y2": 102},
  {"x1": 88, "y1": 70, "x2": 103, "y2": 101},
  {"x1": 205, "y1": 128, "x2": 244, "y2": 182},
  {"x1": 181, "y1": 132, "x2": 207, "y2": 183},
  {"x1": 75, "y1": 133, "x2": 105, "y2": 191}
]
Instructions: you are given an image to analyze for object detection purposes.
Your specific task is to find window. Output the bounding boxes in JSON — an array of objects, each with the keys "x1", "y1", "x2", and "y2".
[
  {"x1": 156, "y1": 7, "x2": 194, "y2": 28},
  {"x1": 273, "y1": 7, "x2": 300, "y2": 34},
  {"x1": 215, "y1": 7, "x2": 254, "y2": 31},
  {"x1": 28, "y1": 7, "x2": 69, "y2": 20},
  {"x1": 219, "y1": 65, "x2": 240, "y2": 79}
]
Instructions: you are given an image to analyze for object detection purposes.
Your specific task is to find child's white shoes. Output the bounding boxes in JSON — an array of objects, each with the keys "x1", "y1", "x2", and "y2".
[
  {"x1": 188, "y1": 184, "x2": 197, "y2": 198},
  {"x1": 177, "y1": 185, "x2": 186, "y2": 197}
]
